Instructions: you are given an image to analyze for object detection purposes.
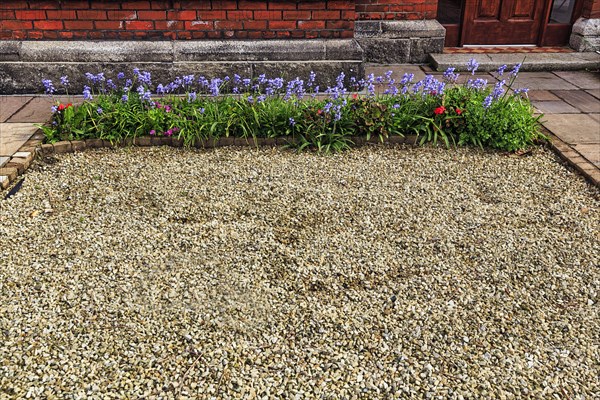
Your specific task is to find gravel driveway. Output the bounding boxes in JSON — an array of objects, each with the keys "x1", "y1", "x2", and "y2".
[{"x1": 0, "y1": 146, "x2": 598, "y2": 399}]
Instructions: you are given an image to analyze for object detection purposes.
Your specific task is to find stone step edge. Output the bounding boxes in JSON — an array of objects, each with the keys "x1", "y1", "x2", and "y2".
[{"x1": 0, "y1": 134, "x2": 420, "y2": 192}]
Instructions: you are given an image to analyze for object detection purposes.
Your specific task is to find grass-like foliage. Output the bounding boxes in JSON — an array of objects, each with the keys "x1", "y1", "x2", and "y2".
[{"x1": 40, "y1": 60, "x2": 544, "y2": 153}]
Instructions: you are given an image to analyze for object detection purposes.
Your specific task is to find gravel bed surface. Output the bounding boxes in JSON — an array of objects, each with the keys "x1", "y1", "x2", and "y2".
[{"x1": 0, "y1": 146, "x2": 598, "y2": 399}]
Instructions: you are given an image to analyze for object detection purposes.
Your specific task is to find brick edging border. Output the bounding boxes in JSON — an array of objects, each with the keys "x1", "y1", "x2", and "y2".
[
  {"x1": 2, "y1": 130, "x2": 598, "y2": 192},
  {"x1": 0, "y1": 132, "x2": 419, "y2": 191},
  {"x1": 541, "y1": 126, "x2": 600, "y2": 188}
]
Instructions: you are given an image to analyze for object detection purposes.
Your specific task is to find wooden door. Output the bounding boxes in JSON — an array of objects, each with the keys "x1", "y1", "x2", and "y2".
[{"x1": 461, "y1": 0, "x2": 547, "y2": 45}]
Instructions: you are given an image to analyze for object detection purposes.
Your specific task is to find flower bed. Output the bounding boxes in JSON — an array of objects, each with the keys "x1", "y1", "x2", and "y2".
[{"x1": 40, "y1": 60, "x2": 543, "y2": 153}]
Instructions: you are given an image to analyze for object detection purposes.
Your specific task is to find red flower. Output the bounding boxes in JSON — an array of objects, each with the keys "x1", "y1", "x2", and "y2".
[
  {"x1": 434, "y1": 106, "x2": 446, "y2": 115},
  {"x1": 455, "y1": 108, "x2": 462, "y2": 115},
  {"x1": 317, "y1": 109, "x2": 323, "y2": 115},
  {"x1": 57, "y1": 103, "x2": 72, "y2": 111},
  {"x1": 352, "y1": 93, "x2": 358, "y2": 100}
]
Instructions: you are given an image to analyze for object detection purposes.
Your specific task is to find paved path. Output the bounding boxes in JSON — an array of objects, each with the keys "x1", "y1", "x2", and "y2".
[{"x1": 0, "y1": 68, "x2": 599, "y2": 189}]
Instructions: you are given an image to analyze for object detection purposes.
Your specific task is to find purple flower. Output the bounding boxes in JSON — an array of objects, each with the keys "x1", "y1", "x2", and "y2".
[
  {"x1": 510, "y1": 63, "x2": 522, "y2": 77},
  {"x1": 50, "y1": 105, "x2": 58, "y2": 113},
  {"x1": 106, "y1": 79, "x2": 116, "y2": 90},
  {"x1": 399, "y1": 73, "x2": 414, "y2": 86},
  {"x1": 289, "y1": 117, "x2": 295, "y2": 126},
  {"x1": 497, "y1": 64, "x2": 507, "y2": 76},
  {"x1": 247, "y1": 95, "x2": 253, "y2": 103},
  {"x1": 83, "y1": 85, "x2": 93, "y2": 101},
  {"x1": 393, "y1": 103, "x2": 400, "y2": 109},
  {"x1": 483, "y1": 95, "x2": 493, "y2": 109},
  {"x1": 307, "y1": 71, "x2": 316, "y2": 88},
  {"x1": 121, "y1": 94, "x2": 128, "y2": 102},
  {"x1": 514, "y1": 87, "x2": 529, "y2": 95},
  {"x1": 117, "y1": 72, "x2": 125, "y2": 80},
  {"x1": 467, "y1": 78, "x2": 488, "y2": 90},
  {"x1": 60, "y1": 76, "x2": 69, "y2": 86},
  {"x1": 188, "y1": 91, "x2": 197, "y2": 102},
  {"x1": 135, "y1": 69, "x2": 152, "y2": 86},
  {"x1": 491, "y1": 80, "x2": 505, "y2": 99},
  {"x1": 199, "y1": 107, "x2": 205, "y2": 114},
  {"x1": 443, "y1": 67, "x2": 459, "y2": 83},
  {"x1": 42, "y1": 79, "x2": 55, "y2": 95},
  {"x1": 97, "y1": 107, "x2": 103, "y2": 114},
  {"x1": 183, "y1": 74, "x2": 195, "y2": 86},
  {"x1": 467, "y1": 58, "x2": 479, "y2": 75}
]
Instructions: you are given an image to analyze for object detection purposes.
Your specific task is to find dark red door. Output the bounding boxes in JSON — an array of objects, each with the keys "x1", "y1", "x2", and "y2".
[{"x1": 461, "y1": 0, "x2": 547, "y2": 45}]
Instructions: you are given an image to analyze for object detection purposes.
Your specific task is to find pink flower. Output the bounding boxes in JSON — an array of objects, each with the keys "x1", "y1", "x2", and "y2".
[{"x1": 149, "y1": 130, "x2": 156, "y2": 135}]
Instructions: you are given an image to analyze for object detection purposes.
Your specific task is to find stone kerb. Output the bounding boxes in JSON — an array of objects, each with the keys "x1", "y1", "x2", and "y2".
[
  {"x1": 355, "y1": 20, "x2": 445, "y2": 64},
  {"x1": 0, "y1": 40, "x2": 364, "y2": 94}
]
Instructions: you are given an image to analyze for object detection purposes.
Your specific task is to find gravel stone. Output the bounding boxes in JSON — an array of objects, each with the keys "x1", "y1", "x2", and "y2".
[{"x1": 0, "y1": 145, "x2": 598, "y2": 398}]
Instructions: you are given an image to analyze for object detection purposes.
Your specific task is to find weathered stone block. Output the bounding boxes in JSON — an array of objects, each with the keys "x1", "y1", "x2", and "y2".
[
  {"x1": 134, "y1": 137, "x2": 152, "y2": 146},
  {"x1": 40, "y1": 143, "x2": 54, "y2": 155},
  {"x1": 0, "y1": 167, "x2": 18, "y2": 181},
  {"x1": 70, "y1": 140, "x2": 86, "y2": 152},
  {"x1": 86, "y1": 138, "x2": 104, "y2": 148},
  {"x1": 570, "y1": 18, "x2": 600, "y2": 52},
  {"x1": 52, "y1": 141, "x2": 72, "y2": 153}
]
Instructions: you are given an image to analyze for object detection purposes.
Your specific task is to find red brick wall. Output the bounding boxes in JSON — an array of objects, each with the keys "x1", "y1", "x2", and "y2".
[
  {"x1": 355, "y1": 0, "x2": 438, "y2": 20},
  {"x1": 0, "y1": 0, "x2": 355, "y2": 40},
  {"x1": 582, "y1": 0, "x2": 600, "y2": 18}
]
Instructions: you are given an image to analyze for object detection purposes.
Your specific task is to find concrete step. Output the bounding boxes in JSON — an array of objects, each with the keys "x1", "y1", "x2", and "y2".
[{"x1": 429, "y1": 52, "x2": 600, "y2": 72}]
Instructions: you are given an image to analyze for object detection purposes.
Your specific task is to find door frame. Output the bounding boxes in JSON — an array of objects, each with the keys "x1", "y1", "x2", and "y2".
[{"x1": 440, "y1": 0, "x2": 584, "y2": 47}]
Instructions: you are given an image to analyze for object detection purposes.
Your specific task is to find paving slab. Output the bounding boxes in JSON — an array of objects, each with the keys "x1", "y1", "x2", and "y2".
[
  {"x1": 551, "y1": 90, "x2": 600, "y2": 113},
  {"x1": 0, "y1": 156, "x2": 8, "y2": 168},
  {"x1": 0, "y1": 96, "x2": 32, "y2": 123},
  {"x1": 6, "y1": 95, "x2": 81, "y2": 123},
  {"x1": 553, "y1": 71, "x2": 600, "y2": 90},
  {"x1": 0, "y1": 123, "x2": 39, "y2": 157},
  {"x1": 574, "y1": 144, "x2": 600, "y2": 166},
  {"x1": 542, "y1": 114, "x2": 600, "y2": 145},
  {"x1": 533, "y1": 100, "x2": 580, "y2": 114},
  {"x1": 585, "y1": 88, "x2": 600, "y2": 100},
  {"x1": 507, "y1": 72, "x2": 578, "y2": 91},
  {"x1": 526, "y1": 90, "x2": 560, "y2": 101},
  {"x1": 589, "y1": 113, "x2": 600, "y2": 123}
]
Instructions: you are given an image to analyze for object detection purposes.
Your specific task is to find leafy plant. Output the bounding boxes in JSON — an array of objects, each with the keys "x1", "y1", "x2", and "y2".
[{"x1": 40, "y1": 60, "x2": 544, "y2": 153}]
